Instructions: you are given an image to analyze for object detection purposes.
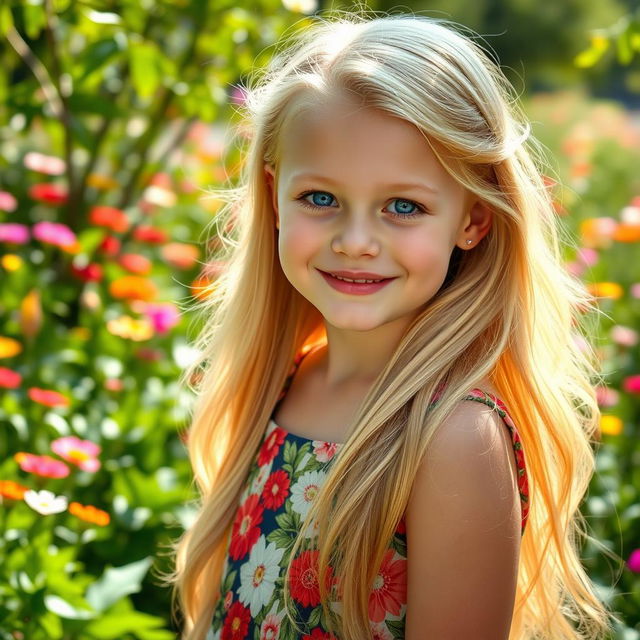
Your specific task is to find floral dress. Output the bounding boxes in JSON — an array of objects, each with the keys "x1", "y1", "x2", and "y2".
[{"x1": 208, "y1": 348, "x2": 530, "y2": 640}]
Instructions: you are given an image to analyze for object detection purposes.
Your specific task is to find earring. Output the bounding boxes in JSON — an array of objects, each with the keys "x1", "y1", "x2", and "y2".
[{"x1": 466, "y1": 239, "x2": 473, "y2": 245}]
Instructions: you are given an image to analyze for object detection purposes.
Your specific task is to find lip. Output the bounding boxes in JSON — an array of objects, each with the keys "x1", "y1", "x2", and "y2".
[
  {"x1": 320, "y1": 269, "x2": 393, "y2": 280},
  {"x1": 317, "y1": 269, "x2": 397, "y2": 296}
]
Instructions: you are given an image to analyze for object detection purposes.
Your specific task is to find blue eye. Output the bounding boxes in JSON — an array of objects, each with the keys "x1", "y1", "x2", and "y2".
[{"x1": 296, "y1": 190, "x2": 427, "y2": 220}]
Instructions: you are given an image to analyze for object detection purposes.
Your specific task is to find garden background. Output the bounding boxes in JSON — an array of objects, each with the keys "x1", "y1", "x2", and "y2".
[{"x1": 1, "y1": 0, "x2": 640, "y2": 638}]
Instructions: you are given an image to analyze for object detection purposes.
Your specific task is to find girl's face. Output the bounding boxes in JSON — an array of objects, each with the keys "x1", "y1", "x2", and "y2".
[{"x1": 265, "y1": 94, "x2": 492, "y2": 333}]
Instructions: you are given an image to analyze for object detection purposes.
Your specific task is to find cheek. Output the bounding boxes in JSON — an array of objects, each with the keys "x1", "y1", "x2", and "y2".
[
  {"x1": 400, "y1": 234, "x2": 452, "y2": 277},
  {"x1": 278, "y1": 218, "x2": 322, "y2": 270}
]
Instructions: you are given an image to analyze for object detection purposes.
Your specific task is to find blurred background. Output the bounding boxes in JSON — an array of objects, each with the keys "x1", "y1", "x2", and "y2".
[{"x1": 1, "y1": 0, "x2": 639, "y2": 638}]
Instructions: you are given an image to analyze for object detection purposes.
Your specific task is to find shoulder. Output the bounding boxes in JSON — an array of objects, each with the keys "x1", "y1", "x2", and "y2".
[{"x1": 404, "y1": 398, "x2": 521, "y2": 640}]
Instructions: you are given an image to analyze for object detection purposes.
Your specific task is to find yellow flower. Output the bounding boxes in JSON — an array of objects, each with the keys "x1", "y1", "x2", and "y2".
[
  {"x1": 19, "y1": 289, "x2": 43, "y2": 339},
  {"x1": 107, "y1": 315, "x2": 154, "y2": 341},
  {"x1": 586, "y1": 282, "x2": 623, "y2": 300},
  {"x1": 600, "y1": 415, "x2": 622, "y2": 436},
  {"x1": 1, "y1": 255, "x2": 23, "y2": 271},
  {"x1": 0, "y1": 336, "x2": 22, "y2": 358}
]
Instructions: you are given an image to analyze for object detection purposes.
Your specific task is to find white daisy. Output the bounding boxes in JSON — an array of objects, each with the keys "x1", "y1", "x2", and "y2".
[
  {"x1": 238, "y1": 535, "x2": 285, "y2": 617},
  {"x1": 250, "y1": 458, "x2": 274, "y2": 496},
  {"x1": 23, "y1": 490, "x2": 68, "y2": 515},
  {"x1": 259, "y1": 601, "x2": 284, "y2": 640},
  {"x1": 290, "y1": 469, "x2": 326, "y2": 519}
]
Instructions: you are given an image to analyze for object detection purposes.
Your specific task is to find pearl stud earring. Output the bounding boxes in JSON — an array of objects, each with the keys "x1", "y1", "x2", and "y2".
[{"x1": 466, "y1": 239, "x2": 473, "y2": 245}]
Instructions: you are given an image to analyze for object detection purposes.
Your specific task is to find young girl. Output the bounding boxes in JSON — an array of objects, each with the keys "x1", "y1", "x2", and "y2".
[{"x1": 163, "y1": 12, "x2": 621, "y2": 640}]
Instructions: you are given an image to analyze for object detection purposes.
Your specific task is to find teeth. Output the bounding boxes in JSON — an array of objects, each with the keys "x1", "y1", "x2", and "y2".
[{"x1": 332, "y1": 274, "x2": 383, "y2": 283}]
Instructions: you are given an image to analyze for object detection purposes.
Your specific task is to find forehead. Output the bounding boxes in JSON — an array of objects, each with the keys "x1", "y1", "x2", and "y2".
[{"x1": 276, "y1": 93, "x2": 459, "y2": 193}]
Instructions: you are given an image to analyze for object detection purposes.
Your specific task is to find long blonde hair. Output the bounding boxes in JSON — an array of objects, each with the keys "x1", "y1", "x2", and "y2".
[{"x1": 160, "y1": 11, "x2": 622, "y2": 640}]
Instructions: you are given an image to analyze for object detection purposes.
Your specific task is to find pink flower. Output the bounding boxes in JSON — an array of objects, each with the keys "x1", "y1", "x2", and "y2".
[
  {"x1": 611, "y1": 325, "x2": 638, "y2": 347},
  {"x1": 143, "y1": 302, "x2": 181, "y2": 334},
  {"x1": 0, "y1": 191, "x2": 18, "y2": 212},
  {"x1": 622, "y1": 375, "x2": 640, "y2": 394},
  {"x1": 595, "y1": 386, "x2": 619, "y2": 407},
  {"x1": 0, "y1": 367, "x2": 22, "y2": 389},
  {"x1": 313, "y1": 441, "x2": 341, "y2": 463},
  {"x1": 230, "y1": 85, "x2": 248, "y2": 106},
  {"x1": 576, "y1": 247, "x2": 598, "y2": 267},
  {"x1": 0, "y1": 223, "x2": 30, "y2": 244},
  {"x1": 23, "y1": 152, "x2": 66, "y2": 176},
  {"x1": 627, "y1": 549, "x2": 640, "y2": 573},
  {"x1": 14, "y1": 452, "x2": 70, "y2": 478},
  {"x1": 631, "y1": 283, "x2": 640, "y2": 299},
  {"x1": 51, "y1": 436, "x2": 101, "y2": 472},
  {"x1": 32, "y1": 221, "x2": 76, "y2": 248}
]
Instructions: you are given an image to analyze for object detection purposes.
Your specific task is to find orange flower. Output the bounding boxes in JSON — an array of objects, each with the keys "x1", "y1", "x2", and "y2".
[
  {"x1": 109, "y1": 276, "x2": 158, "y2": 301},
  {"x1": 580, "y1": 217, "x2": 618, "y2": 249},
  {"x1": 586, "y1": 282, "x2": 623, "y2": 300},
  {"x1": 69, "y1": 501, "x2": 110, "y2": 526},
  {"x1": 89, "y1": 206, "x2": 130, "y2": 233},
  {"x1": 19, "y1": 289, "x2": 43, "y2": 339},
  {"x1": 0, "y1": 336, "x2": 22, "y2": 358},
  {"x1": 600, "y1": 415, "x2": 622, "y2": 436},
  {"x1": 613, "y1": 223, "x2": 640, "y2": 243},
  {"x1": 190, "y1": 275, "x2": 215, "y2": 301},
  {"x1": 0, "y1": 479, "x2": 29, "y2": 500},
  {"x1": 86, "y1": 173, "x2": 119, "y2": 190},
  {"x1": 161, "y1": 243, "x2": 200, "y2": 269},
  {"x1": 28, "y1": 387, "x2": 70, "y2": 407}
]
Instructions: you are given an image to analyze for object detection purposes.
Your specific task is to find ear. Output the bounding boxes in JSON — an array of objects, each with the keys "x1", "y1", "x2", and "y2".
[
  {"x1": 456, "y1": 198, "x2": 493, "y2": 250},
  {"x1": 264, "y1": 163, "x2": 279, "y2": 229}
]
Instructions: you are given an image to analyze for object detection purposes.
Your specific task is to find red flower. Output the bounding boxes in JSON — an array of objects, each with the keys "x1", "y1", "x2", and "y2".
[
  {"x1": 258, "y1": 428, "x2": 286, "y2": 467},
  {"x1": 623, "y1": 375, "x2": 640, "y2": 394},
  {"x1": 302, "y1": 630, "x2": 337, "y2": 640},
  {"x1": 28, "y1": 387, "x2": 70, "y2": 407},
  {"x1": 99, "y1": 235, "x2": 121, "y2": 256},
  {"x1": 0, "y1": 367, "x2": 22, "y2": 388},
  {"x1": 89, "y1": 206, "x2": 130, "y2": 233},
  {"x1": 133, "y1": 225, "x2": 168, "y2": 244},
  {"x1": 221, "y1": 600, "x2": 250, "y2": 640},
  {"x1": 71, "y1": 262, "x2": 103, "y2": 282},
  {"x1": 261, "y1": 469, "x2": 290, "y2": 510},
  {"x1": 289, "y1": 549, "x2": 335, "y2": 609},
  {"x1": 368, "y1": 549, "x2": 407, "y2": 623},
  {"x1": 28, "y1": 183, "x2": 68, "y2": 205},
  {"x1": 229, "y1": 493, "x2": 263, "y2": 561},
  {"x1": 119, "y1": 253, "x2": 152, "y2": 275}
]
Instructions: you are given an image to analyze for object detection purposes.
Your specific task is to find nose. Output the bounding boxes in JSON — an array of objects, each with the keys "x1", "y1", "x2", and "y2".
[{"x1": 331, "y1": 212, "x2": 380, "y2": 257}]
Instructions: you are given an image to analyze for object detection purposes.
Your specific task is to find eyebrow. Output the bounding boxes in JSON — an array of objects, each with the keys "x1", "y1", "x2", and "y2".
[{"x1": 289, "y1": 172, "x2": 440, "y2": 194}]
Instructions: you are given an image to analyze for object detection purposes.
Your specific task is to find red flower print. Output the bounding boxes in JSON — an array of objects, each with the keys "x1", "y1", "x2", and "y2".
[
  {"x1": 229, "y1": 493, "x2": 264, "y2": 561},
  {"x1": 261, "y1": 469, "x2": 290, "y2": 510},
  {"x1": 368, "y1": 549, "x2": 407, "y2": 623},
  {"x1": 221, "y1": 600, "x2": 250, "y2": 640},
  {"x1": 313, "y1": 441, "x2": 340, "y2": 463},
  {"x1": 289, "y1": 549, "x2": 335, "y2": 608},
  {"x1": 258, "y1": 428, "x2": 286, "y2": 466},
  {"x1": 396, "y1": 515, "x2": 406, "y2": 535},
  {"x1": 302, "y1": 629, "x2": 337, "y2": 639}
]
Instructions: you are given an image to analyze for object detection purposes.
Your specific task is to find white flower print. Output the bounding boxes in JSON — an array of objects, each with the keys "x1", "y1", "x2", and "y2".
[
  {"x1": 313, "y1": 441, "x2": 341, "y2": 463},
  {"x1": 370, "y1": 620, "x2": 394, "y2": 640},
  {"x1": 290, "y1": 469, "x2": 326, "y2": 519},
  {"x1": 259, "y1": 602, "x2": 284, "y2": 640},
  {"x1": 238, "y1": 535, "x2": 285, "y2": 617},
  {"x1": 250, "y1": 458, "x2": 274, "y2": 496}
]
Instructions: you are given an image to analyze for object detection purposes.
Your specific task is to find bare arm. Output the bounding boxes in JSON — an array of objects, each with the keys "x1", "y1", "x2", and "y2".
[{"x1": 404, "y1": 400, "x2": 522, "y2": 640}]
